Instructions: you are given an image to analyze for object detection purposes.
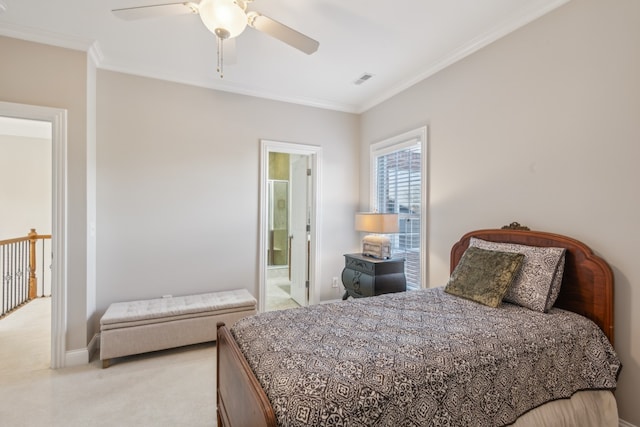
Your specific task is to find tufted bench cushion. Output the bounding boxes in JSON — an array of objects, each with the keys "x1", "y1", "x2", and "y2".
[{"x1": 100, "y1": 289, "x2": 256, "y2": 368}]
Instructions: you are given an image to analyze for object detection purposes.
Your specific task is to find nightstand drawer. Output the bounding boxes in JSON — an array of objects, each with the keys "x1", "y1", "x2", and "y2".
[
  {"x1": 344, "y1": 256, "x2": 375, "y2": 275},
  {"x1": 341, "y1": 253, "x2": 407, "y2": 299}
]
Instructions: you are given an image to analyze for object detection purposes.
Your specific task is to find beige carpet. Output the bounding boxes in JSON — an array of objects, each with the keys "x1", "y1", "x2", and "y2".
[
  {"x1": 0, "y1": 298, "x2": 217, "y2": 427},
  {"x1": 0, "y1": 297, "x2": 50, "y2": 374}
]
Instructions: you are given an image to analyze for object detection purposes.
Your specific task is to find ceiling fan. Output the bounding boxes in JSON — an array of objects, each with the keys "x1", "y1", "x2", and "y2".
[{"x1": 112, "y1": 0, "x2": 319, "y2": 77}]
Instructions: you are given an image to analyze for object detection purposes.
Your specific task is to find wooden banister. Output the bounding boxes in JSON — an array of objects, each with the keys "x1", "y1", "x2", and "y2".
[
  {"x1": 28, "y1": 229, "x2": 38, "y2": 300},
  {"x1": 0, "y1": 229, "x2": 52, "y2": 317}
]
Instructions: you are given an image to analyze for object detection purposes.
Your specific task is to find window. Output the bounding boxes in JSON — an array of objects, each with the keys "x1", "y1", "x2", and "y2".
[{"x1": 371, "y1": 127, "x2": 427, "y2": 289}]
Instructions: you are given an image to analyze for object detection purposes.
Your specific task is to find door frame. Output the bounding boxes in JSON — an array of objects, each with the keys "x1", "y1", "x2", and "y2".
[
  {"x1": 0, "y1": 101, "x2": 67, "y2": 368},
  {"x1": 259, "y1": 140, "x2": 322, "y2": 312}
]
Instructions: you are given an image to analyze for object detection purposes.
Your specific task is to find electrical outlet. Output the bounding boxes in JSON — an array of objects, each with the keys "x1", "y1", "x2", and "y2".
[{"x1": 332, "y1": 277, "x2": 340, "y2": 288}]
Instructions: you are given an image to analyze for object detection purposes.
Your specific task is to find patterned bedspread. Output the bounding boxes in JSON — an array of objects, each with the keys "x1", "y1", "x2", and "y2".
[{"x1": 231, "y1": 288, "x2": 621, "y2": 427}]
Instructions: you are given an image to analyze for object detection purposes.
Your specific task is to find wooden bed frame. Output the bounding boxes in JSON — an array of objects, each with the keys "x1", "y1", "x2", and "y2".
[{"x1": 216, "y1": 225, "x2": 614, "y2": 427}]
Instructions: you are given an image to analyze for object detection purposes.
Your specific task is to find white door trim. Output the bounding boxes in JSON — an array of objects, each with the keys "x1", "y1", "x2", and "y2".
[
  {"x1": 259, "y1": 140, "x2": 322, "y2": 312},
  {"x1": 0, "y1": 101, "x2": 67, "y2": 368}
]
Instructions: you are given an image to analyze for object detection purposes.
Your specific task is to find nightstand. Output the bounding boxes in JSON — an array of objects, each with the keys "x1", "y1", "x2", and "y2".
[{"x1": 341, "y1": 253, "x2": 406, "y2": 299}]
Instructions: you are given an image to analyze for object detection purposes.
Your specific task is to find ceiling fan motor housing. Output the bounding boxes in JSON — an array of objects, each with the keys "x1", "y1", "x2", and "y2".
[{"x1": 199, "y1": 0, "x2": 248, "y2": 39}]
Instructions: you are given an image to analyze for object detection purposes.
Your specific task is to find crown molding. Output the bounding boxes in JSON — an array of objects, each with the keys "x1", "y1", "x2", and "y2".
[
  {"x1": 0, "y1": 21, "x2": 356, "y2": 113},
  {"x1": 0, "y1": 21, "x2": 94, "y2": 51},
  {"x1": 358, "y1": 0, "x2": 571, "y2": 113},
  {"x1": 87, "y1": 41, "x2": 104, "y2": 65},
  {"x1": 1, "y1": 0, "x2": 570, "y2": 115},
  {"x1": 96, "y1": 59, "x2": 359, "y2": 113}
]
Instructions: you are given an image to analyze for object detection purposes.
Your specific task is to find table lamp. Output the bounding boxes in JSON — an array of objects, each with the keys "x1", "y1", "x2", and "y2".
[{"x1": 355, "y1": 213, "x2": 399, "y2": 259}]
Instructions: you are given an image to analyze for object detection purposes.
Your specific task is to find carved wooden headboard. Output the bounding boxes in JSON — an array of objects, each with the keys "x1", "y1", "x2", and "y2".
[{"x1": 450, "y1": 225, "x2": 614, "y2": 345}]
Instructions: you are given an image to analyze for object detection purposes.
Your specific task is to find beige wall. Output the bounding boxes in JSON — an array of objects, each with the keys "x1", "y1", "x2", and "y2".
[
  {"x1": 0, "y1": 35, "x2": 360, "y2": 360},
  {"x1": 360, "y1": 0, "x2": 640, "y2": 424},
  {"x1": 0, "y1": 36, "x2": 89, "y2": 353},
  {"x1": 0, "y1": 134, "x2": 51, "y2": 239},
  {"x1": 96, "y1": 70, "x2": 360, "y2": 324},
  {"x1": 3, "y1": 0, "x2": 638, "y2": 421}
]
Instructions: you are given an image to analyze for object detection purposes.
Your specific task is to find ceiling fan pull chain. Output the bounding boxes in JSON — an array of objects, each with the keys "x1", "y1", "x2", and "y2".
[
  {"x1": 216, "y1": 36, "x2": 224, "y2": 78},
  {"x1": 111, "y1": 0, "x2": 319, "y2": 78}
]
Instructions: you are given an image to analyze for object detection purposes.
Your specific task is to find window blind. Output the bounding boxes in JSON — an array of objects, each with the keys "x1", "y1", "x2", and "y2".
[{"x1": 373, "y1": 140, "x2": 422, "y2": 288}]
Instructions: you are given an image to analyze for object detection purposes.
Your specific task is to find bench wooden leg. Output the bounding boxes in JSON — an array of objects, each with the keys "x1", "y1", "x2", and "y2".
[{"x1": 102, "y1": 359, "x2": 110, "y2": 369}]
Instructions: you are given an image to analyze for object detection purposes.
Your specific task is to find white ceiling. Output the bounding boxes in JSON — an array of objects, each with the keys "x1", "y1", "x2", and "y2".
[{"x1": 0, "y1": 0, "x2": 569, "y2": 113}]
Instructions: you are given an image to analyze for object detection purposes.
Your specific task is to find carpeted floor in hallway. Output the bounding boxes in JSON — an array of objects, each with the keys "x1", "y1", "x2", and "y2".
[{"x1": 0, "y1": 298, "x2": 217, "y2": 427}]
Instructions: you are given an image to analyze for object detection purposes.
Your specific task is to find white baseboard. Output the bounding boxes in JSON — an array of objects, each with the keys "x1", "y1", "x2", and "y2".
[
  {"x1": 63, "y1": 333, "x2": 100, "y2": 367},
  {"x1": 620, "y1": 419, "x2": 637, "y2": 427},
  {"x1": 88, "y1": 333, "x2": 99, "y2": 357},
  {"x1": 65, "y1": 347, "x2": 89, "y2": 367}
]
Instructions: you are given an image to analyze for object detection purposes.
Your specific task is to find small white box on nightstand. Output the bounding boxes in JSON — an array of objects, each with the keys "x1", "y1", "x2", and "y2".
[{"x1": 361, "y1": 234, "x2": 391, "y2": 259}]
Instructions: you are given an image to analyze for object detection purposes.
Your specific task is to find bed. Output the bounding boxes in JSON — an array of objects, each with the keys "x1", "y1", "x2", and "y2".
[{"x1": 216, "y1": 225, "x2": 621, "y2": 426}]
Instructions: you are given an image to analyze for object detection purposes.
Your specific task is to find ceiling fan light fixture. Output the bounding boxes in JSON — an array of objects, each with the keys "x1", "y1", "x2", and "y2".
[{"x1": 199, "y1": 0, "x2": 247, "y2": 39}]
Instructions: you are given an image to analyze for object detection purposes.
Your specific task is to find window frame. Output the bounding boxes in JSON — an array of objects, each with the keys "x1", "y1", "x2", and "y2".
[{"x1": 370, "y1": 126, "x2": 428, "y2": 289}]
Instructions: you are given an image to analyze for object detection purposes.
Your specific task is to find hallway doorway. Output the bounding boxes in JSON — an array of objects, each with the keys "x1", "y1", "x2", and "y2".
[
  {"x1": 0, "y1": 115, "x2": 52, "y2": 370},
  {"x1": 0, "y1": 101, "x2": 68, "y2": 368}
]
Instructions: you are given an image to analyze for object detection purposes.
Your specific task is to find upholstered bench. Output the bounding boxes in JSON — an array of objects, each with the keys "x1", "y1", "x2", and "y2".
[{"x1": 100, "y1": 289, "x2": 256, "y2": 368}]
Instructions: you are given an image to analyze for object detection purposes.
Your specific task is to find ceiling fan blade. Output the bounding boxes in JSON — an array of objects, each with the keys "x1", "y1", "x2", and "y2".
[
  {"x1": 112, "y1": 2, "x2": 199, "y2": 21},
  {"x1": 247, "y1": 12, "x2": 319, "y2": 55}
]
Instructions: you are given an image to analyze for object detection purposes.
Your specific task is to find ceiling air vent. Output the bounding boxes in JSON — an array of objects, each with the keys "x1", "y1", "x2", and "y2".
[{"x1": 354, "y1": 73, "x2": 374, "y2": 85}]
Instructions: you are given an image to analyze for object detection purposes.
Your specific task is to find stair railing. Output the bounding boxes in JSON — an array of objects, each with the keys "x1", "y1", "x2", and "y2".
[{"x1": 0, "y1": 229, "x2": 51, "y2": 318}]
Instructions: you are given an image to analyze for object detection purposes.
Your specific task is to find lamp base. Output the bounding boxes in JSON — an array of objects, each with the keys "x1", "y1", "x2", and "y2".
[{"x1": 361, "y1": 235, "x2": 391, "y2": 259}]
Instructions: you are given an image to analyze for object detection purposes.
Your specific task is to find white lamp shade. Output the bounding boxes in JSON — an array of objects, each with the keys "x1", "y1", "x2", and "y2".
[
  {"x1": 199, "y1": 0, "x2": 247, "y2": 39},
  {"x1": 354, "y1": 213, "x2": 399, "y2": 233}
]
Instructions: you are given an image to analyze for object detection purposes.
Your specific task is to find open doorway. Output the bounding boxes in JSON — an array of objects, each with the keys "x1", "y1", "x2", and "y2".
[
  {"x1": 259, "y1": 140, "x2": 322, "y2": 313},
  {"x1": 265, "y1": 153, "x2": 310, "y2": 310},
  {"x1": 0, "y1": 101, "x2": 67, "y2": 369},
  {"x1": 0, "y1": 116, "x2": 52, "y2": 372}
]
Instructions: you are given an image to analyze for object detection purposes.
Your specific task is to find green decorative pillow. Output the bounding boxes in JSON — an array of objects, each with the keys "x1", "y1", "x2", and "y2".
[
  {"x1": 469, "y1": 238, "x2": 566, "y2": 312},
  {"x1": 445, "y1": 246, "x2": 525, "y2": 308}
]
